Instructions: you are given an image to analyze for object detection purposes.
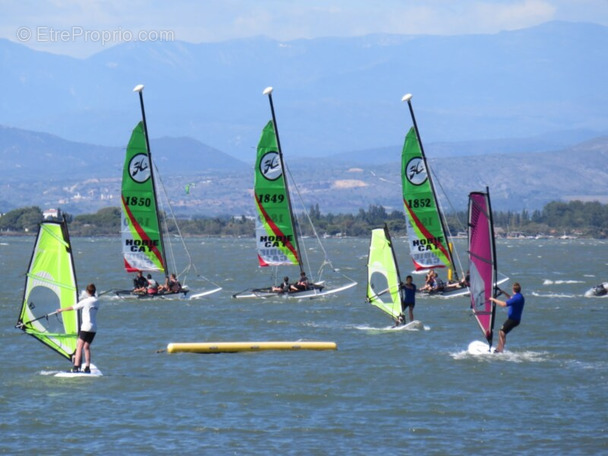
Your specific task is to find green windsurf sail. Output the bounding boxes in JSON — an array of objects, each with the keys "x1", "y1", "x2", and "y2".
[
  {"x1": 16, "y1": 217, "x2": 80, "y2": 361},
  {"x1": 366, "y1": 225, "x2": 403, "y2": 320},
  {"x1": 254, "y1": 120, "x2": 300, "y2": 267},
  {"x1": 120, "y1": 121, "x2": 167, "y2": 273}
]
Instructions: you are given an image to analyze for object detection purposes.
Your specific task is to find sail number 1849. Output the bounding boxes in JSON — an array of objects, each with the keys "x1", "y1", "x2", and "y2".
[{"x1": 258, "y1": 194, "x2": 285, "y2": 204}]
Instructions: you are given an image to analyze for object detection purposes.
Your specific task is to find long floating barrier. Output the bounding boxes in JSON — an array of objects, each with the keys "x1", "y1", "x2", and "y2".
[{"x1": 167, "y1": 341, "x2": 337, "y2": 354}]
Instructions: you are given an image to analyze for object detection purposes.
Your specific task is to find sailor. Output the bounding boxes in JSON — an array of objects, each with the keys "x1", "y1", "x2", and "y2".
[
  {"x1": 272, "y1": 276, "x2": 290, "y2": 293},
  {"x1": 167, "y1": 273, "x2": 182, "y2": 293},
  {"x1": 146, "y1": 274, "x2": 159, "y2": 295},
  {"x1": 133, "y1": 271, "x2": 148, "y2": 293},
  {"x1": 291, "y1": 271, "x2": 310, "y2": 291}
]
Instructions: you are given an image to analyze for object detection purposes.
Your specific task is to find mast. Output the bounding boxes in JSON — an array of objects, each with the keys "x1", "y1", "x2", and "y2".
[
  {"x1": 263, "y1": 86, "x2": 304, "y2": 274},
  {"x1": 384, "y1": 224, "x2": 403, "y2": 286},
  {"x1": 133, "y1": 84, "x2": 169, "y2": 274},
  {"x1": 486, "y1": 186, "x2": 498, "y2": 347},
  {"x1": 402, "y1": 93, "x2": 459, "y2": 280}
]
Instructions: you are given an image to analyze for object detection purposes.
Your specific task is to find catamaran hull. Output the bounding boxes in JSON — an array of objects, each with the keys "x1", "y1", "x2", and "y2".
[
  {"x1": 421, "y1": 276, "x2": 509, "y2": 299},
  {"x1": 113, "y1": 288, "x2": 190, "y2": 300},
  {"x1": 232, "y1": 281, "x2": 357, "y2": 300},
  {"x1": 584, "y1": 282, "x2": 608, "y2": 297}
]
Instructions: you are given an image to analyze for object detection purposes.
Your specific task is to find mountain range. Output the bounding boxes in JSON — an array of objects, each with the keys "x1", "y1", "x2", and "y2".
[
  {"x1": 1, "y1": 21, "x2": 607, "y2": 162},
  {"x1": 1, "y1": 125, "x2": 606, "y2": 217}
]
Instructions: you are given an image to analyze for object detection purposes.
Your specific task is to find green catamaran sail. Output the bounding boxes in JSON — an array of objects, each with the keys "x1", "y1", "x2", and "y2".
[
  {"x1": 116, "y1": 85, "x2": 222, "y2": 300},
  {"x1": 401, "y1": 126, "x2": 454, "y2": 272},
  {"x1": 16, "y1": 217, "x2": 79, "y2": 361},
  {"x1": 121, "y1": 121, "x2": 167, "y2": 273},
  {"x1": 232, "y1": 86, "x2": 356, "y2": 299},
  {"x1": 366, "y1": 225, "x2": 403, "y2": 320},
  {"x1": 401, "y1": 94, "x2": 461, "y2": 292},
  {"x1": 255, "y1": 120, "x2": 301, "y2": 267}
]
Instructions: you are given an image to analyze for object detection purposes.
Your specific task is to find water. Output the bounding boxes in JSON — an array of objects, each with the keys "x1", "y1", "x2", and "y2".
[{"x1": 1, "y1": 236, "x2": 606, "y2": 455}]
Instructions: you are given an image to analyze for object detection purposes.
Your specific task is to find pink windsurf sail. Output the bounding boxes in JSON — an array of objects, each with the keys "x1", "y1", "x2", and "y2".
[{"x1": 467, "y1": 188, "x2": 498, "y2": 347}]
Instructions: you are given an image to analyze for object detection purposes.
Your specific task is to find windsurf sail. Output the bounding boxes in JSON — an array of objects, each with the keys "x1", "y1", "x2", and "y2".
[
  {"x1": 16, "y1": 217, "x2": 79, "y2": 361},
  {"x1": 120, "y1": 121, "x2": 167, "y2": 273},
  {"x1": 366, "y1": 225, "x2": 403, "y2": 320},
  {"x1": 468, "y1": 188, "x2": 498, "y2": 347},
  {"x1": 254, "y1": 121, "x2": 301, "y2": 268}
]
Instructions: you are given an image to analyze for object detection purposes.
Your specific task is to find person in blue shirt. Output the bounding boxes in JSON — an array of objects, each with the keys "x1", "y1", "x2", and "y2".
[
  {"x1": 398, "y1": 275, "x2": 417, "y2": 324},
  {"x1": 490, "y1": 282, "x2": 525, "y2": 353}
]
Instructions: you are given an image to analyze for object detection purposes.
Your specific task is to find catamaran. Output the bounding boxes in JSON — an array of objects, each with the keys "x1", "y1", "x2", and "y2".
[
  {"x1": 115, "y1": 84, "x2": 221, "y2": 300},
  {"x1": 400, "y1": 94, "x2": 468, "y2": 297},
  {"x1": 468, "y1": 188, "x2": 502, "y2": 351},
  {"x1": 15, "y1": 216, "x2": 99, "y2": 373},
  {"x1": 232, "y1": 87, "x2": 357, "y2": 299}
]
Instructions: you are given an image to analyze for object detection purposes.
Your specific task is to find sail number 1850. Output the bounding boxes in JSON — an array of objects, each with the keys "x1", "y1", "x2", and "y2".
[
  {"x1": 406, "y1": 198, "x2": 432, "y2": 208},
  {"x1": 125, "y1": 196, "x2": 152, "y2": 207}
]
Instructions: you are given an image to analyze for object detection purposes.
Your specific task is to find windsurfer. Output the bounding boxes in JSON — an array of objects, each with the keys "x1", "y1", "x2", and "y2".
[
  {"x1": 399, "y1": 275, "x2": 417, "y2": 323},
  {"x1": 57, "y1": 283, "x2": 99, "y2": 373},
  {"x1": 490, "y1": 283, "x2": 525, "y2": 353},
  {"x1": 272, "y1": 276, "x2": 291, "y2": 293}
]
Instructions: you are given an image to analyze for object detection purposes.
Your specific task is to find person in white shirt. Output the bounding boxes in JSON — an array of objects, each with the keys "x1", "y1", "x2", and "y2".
[{"x1": 57, "y1": 283, "x2": 99, "y2": 373}]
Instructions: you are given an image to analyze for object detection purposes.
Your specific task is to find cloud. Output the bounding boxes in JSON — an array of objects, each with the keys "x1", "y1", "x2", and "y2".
[{"x1": 1, "y1": 0, "x2": 606, "y2": 56}]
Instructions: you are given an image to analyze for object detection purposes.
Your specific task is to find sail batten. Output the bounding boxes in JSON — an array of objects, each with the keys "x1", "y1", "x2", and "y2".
[
  {"x1": 16, "y1": 217, "x2": 80, "y2": 361},
  {"x1": 468, "y1": 188, "x2": 498, "y2": 347}
]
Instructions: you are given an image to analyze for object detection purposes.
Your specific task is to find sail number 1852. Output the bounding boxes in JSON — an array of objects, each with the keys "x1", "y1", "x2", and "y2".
[{"x1": 406, "y1": 198, "x2": 432, "y2": 208}]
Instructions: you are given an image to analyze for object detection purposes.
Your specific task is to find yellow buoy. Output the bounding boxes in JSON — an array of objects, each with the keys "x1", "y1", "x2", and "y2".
[{"x1": 166, "y1": 341, "x2": 337, "y2": 354}]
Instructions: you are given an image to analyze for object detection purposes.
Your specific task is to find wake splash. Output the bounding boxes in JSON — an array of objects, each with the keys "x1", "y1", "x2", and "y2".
[
  {"x1": 451, "y1": 341, "x2": 549, "y2": 363},
  {"x1": 543, "y1": 279, "x2": 584, "y2": 285},
  {"x1": 531, "y1": 291, "x2": 576, "y2": 298}
]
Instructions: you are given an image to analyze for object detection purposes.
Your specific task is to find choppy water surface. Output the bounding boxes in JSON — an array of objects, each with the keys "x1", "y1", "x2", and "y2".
[{"x1": 1, "y1": 236, "x2": 606, "y2": 455}]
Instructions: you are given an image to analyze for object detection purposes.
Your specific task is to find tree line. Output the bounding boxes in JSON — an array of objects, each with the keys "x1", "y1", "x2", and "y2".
[{"x1": 1, "y1": 200, "x2": 606, "y2": 238}]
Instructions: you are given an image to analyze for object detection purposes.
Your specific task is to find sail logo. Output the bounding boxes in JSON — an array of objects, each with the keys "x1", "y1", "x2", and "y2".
[
  {"x1": 129, "y1": 153, "x2": 151, "y2": 183},
  {"x1": 260, "y1": 152, "x2": 282, "y2": 181},
  {"x1": 405, "y1": 157, "x2": 427, "y2": 186}
]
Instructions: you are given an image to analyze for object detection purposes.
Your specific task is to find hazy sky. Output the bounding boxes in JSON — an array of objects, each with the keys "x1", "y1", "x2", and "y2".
[{"x1": 2, "y1": 0, "x2": 607, "y2": 57}]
